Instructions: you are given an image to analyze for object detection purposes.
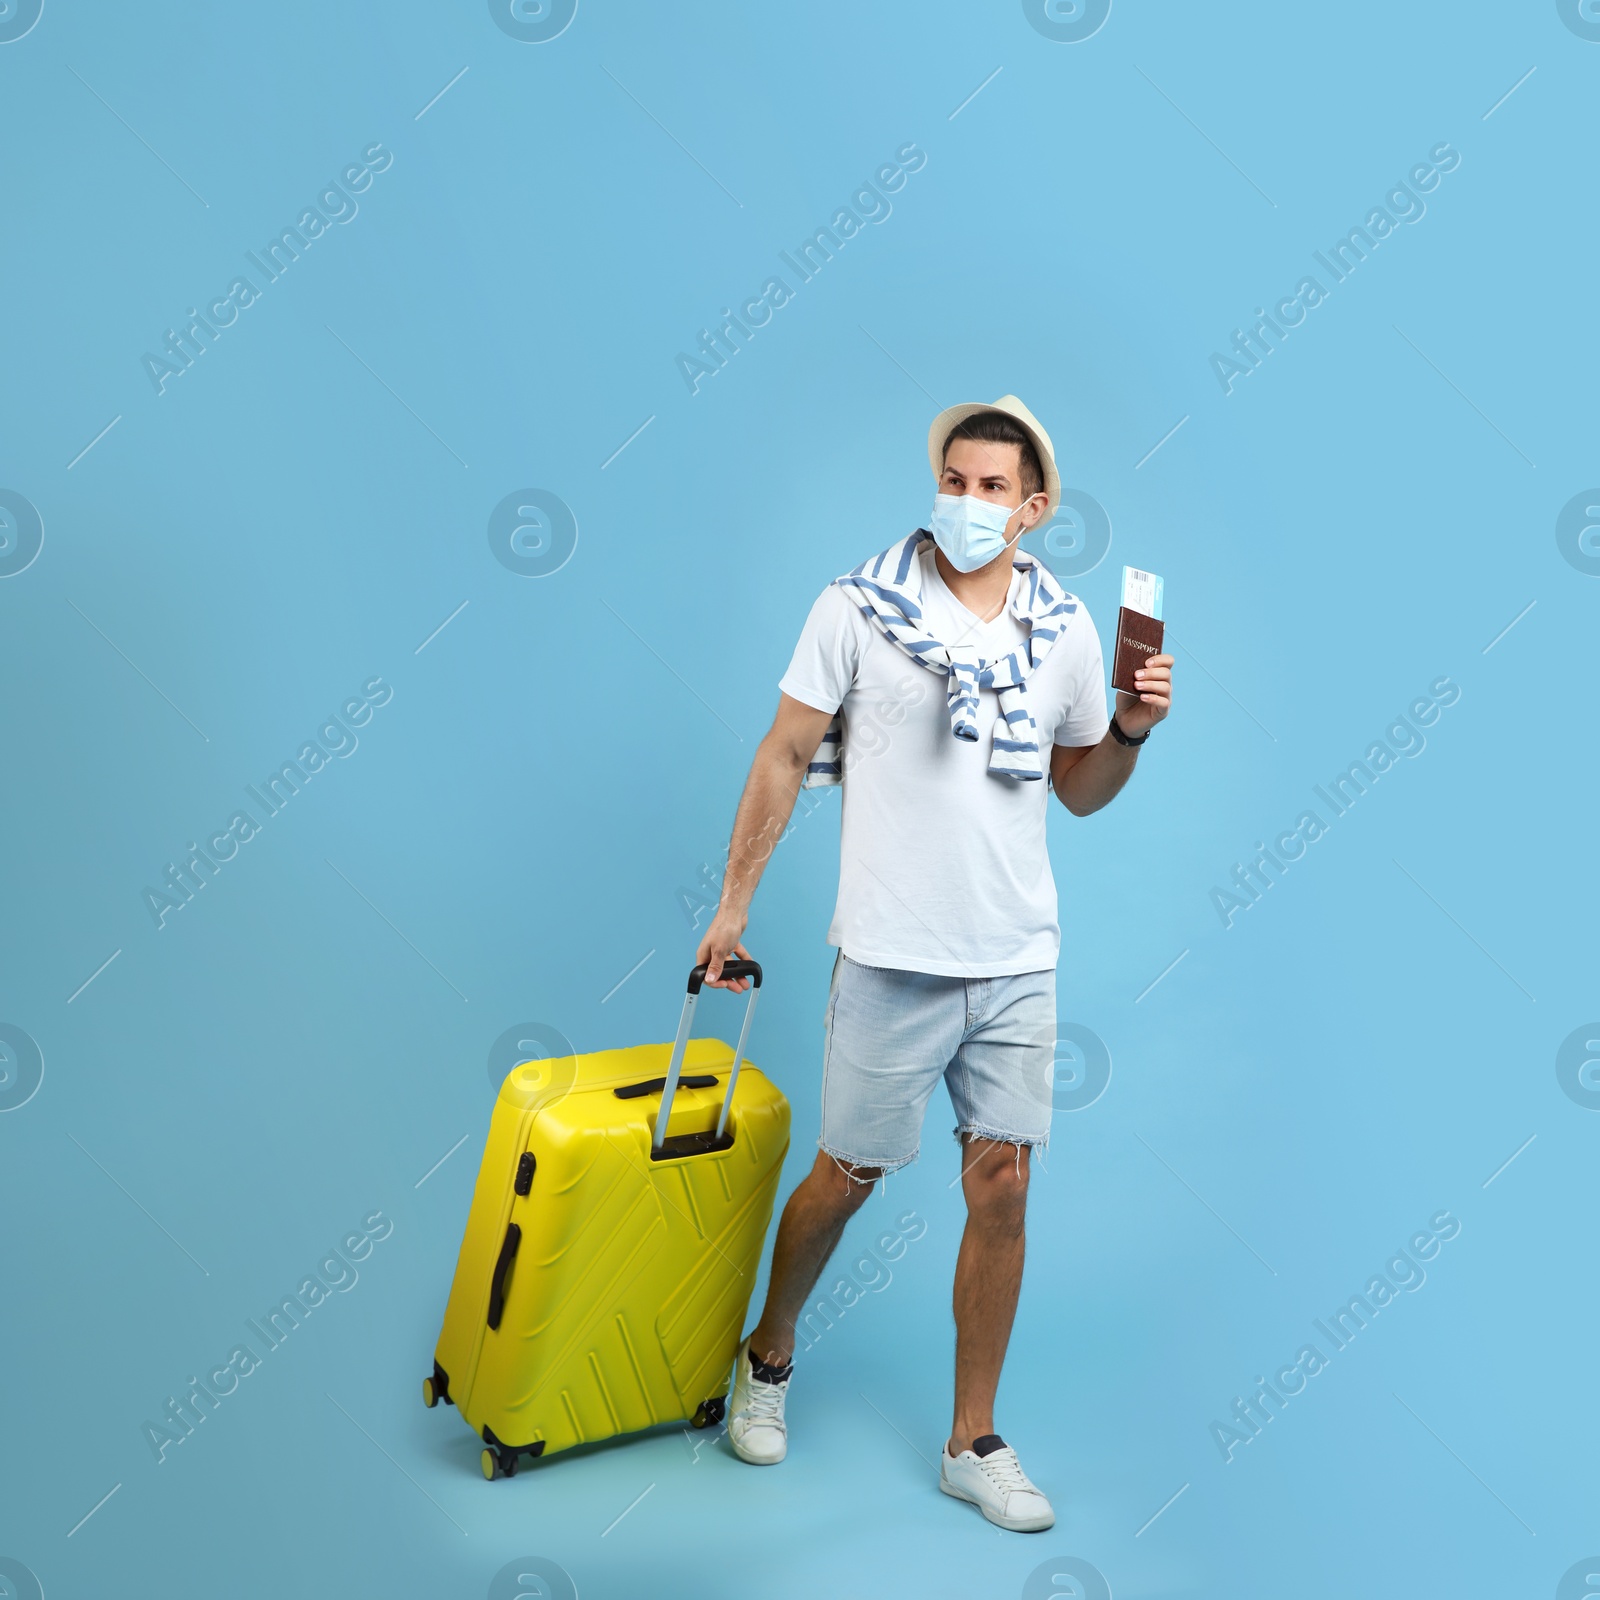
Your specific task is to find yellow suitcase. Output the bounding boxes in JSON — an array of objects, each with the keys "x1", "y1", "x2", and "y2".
[{"x1": 423, "y1": 960, "x2": 789, "y2": 1478}]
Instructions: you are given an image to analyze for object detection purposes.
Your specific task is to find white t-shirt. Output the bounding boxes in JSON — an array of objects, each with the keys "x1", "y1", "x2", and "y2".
[{"x1": 779, "y1": 543, "x2": 1110, "y2": 977}]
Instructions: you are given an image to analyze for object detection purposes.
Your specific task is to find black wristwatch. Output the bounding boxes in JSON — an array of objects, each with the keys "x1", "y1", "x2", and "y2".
[{"x1": 1108, "y1": 714, "x2": 1148, "y2": 748}]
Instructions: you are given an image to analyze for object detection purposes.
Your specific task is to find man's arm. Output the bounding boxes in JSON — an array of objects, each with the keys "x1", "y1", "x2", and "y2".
[
  {"x1": 695, "y1": 692, "x2": 836, "y2": 990},
  {"x1": 1051, "y1": 651, "x2": 1174, "y2": 816}
]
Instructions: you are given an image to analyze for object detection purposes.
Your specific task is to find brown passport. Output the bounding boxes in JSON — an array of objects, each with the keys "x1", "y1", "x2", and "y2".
[{"x1": 1112, "y1": 606, "x2": 1165, "y2": 696}]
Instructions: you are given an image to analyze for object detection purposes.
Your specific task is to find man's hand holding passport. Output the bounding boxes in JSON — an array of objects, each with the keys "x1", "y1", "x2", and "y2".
[{"x1": 1110, "y1": 565, "x2": 1172, "y2": 741}]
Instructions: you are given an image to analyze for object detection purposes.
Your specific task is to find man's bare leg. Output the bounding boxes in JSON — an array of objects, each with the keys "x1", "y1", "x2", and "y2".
[
  {"x1": 747, "y1": 1148, "x2": 882, "y2": 1365},
  {"x1": 948, "y1": 1135, "x2": 1031, "y2": 1456}
]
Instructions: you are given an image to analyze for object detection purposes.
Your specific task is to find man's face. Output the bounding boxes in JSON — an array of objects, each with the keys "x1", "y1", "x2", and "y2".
[{"x1": 939, "y1": 438, "x2": 1046, "y2": 540}]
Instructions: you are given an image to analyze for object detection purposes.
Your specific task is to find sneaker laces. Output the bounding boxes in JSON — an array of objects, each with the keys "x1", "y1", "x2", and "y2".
[
  {"x1": 974, "y1": 1446, "x2": 1034, "y2": 1496},
  {"x1": 739, "y1": 1373, "x2": 787, "y2": 1426}
]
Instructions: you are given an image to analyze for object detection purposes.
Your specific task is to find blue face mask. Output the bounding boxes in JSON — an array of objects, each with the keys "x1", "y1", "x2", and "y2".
[{"x1": 928, "y1": 492, "x2": 1028, "y2": 573}]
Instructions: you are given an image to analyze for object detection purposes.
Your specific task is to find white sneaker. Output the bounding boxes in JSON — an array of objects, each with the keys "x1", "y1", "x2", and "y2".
[
  {"x1": 939, "y1": 1435, "x2": 1056, "y2": 1531},
  {"x1": 726, "y1": 1337, "x2": 791, "y2": 1465}
]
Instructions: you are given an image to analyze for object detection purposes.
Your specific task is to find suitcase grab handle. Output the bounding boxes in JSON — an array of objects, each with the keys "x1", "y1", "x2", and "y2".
[
  {"x1": 688, "y1": 959, "x2": 762, "y2": 994},
  {"x1": 486, "y1": 1222, "x2": 522, "y2": 1330},
  {"x1": 615, "y1": 1072, "x2": 717, "y2": 1100}
]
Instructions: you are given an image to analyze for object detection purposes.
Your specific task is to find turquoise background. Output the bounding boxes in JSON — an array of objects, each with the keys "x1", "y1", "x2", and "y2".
[{"x1": 1, "y1": 2, "x2": 1596, "y2": 1596}]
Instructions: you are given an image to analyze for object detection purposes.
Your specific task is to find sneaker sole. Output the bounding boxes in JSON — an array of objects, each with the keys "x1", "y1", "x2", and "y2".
[
  {"x1": 938, "y1": 1475, "x2": 1055, "y2": 1532},
  {"x1": 729, "y1": 1434, "x2": 786, "y2": 1466}
]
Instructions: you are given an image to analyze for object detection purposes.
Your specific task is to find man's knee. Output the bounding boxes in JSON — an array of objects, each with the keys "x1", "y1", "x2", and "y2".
[
  {"x1": 809, "y1": 1148, "x2": 882, "y2": 1210},
  {"x1": 962, "y1": 1140, "x2": 1031, "y2": 1228}
]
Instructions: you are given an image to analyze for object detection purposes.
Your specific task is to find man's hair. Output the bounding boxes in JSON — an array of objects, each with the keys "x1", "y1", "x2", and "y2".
[{"x1": 941, "y1": 412, "x2": 1044, "y2": 500}]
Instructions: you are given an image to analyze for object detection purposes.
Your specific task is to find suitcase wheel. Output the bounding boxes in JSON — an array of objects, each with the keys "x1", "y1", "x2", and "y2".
[
  {"x1": 481, "y1": 1446, "x2": 518, "y2": 1480},
  {"x1": 692, "y1": 1395, "x2": 727, "y2": 1429},
  {"x1": 423, "y1": 1362, "x2": 452, "y2": 1409}
]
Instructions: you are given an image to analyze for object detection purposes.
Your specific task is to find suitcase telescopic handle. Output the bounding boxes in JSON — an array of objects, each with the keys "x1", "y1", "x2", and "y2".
[
  {"x1": 687, "y1": 959, "x2": 762, "y2": 993},
  {"x1": 652, "y1": 961, "x2": 763, "y2": 1151}
]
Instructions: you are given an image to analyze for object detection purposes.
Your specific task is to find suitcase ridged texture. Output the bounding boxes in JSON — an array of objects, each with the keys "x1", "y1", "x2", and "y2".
[{"x1": 431, "y1": 1036, "x2": 789, "y2": 1464}]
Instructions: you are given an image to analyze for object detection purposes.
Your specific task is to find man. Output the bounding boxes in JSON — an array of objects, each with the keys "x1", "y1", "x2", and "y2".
[{"x1": 695, "y1": 395, "x2": 1174, "y2": 1531}]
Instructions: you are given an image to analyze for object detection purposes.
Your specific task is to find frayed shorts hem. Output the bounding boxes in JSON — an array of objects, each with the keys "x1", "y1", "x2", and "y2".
[
  {"x1": 817, "y1": 1137, "x2": 918, "y2": 1183},
  {"x1": 953, "y1": 1122, "x2": 1049, "y2": 1150}
]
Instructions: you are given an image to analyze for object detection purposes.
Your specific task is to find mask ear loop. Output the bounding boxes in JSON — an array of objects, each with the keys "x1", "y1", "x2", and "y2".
[{"x1": 1004, "y1": 493, "x2": 1046, "y2": 553}]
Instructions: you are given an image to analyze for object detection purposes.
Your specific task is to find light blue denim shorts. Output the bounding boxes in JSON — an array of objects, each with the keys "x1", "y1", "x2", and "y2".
[{"x1": 818, "y1": 952, "x2": 1056, "y2": 1176}]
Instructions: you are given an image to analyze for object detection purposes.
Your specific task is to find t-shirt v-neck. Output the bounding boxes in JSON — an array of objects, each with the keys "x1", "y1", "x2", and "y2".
[{"x1": 921, "y1": 557, "x2": 1027, "y2": 659}]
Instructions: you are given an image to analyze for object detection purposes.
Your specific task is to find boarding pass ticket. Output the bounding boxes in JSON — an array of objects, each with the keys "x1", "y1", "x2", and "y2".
[{"x1": 1120, "y1": 566, "x2": 1164, "y2": 621}]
